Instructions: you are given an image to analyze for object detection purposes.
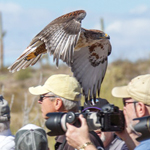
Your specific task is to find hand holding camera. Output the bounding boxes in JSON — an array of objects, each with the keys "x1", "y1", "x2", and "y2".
[{"x1": 45, "y1": 103, "x2": 125, "y2": 136}]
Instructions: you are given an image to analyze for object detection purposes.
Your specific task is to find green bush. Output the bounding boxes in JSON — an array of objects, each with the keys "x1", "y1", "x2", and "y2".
[{"x1": 15, "y1": 68, "x2": 32, "y2": 81}]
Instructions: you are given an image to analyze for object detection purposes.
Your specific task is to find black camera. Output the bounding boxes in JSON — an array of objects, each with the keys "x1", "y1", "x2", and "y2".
[
  {"x1": 45, "y1": 104, "x2": 125, "y2": 136},
  {"x1": 133, "y1": 116, "x2": 150, "y2": 142}
]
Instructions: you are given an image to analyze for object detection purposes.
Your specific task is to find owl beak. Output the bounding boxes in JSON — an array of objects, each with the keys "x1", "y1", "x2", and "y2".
[
  {"x1": 104, "y1": 33, "x2": 110, "y2": 39},
  {"x1": 99, "y1": 33, "x2": 110, "y2": 39}
]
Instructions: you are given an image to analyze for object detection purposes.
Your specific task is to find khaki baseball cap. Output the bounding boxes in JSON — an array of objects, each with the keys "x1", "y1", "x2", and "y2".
[
  {"x1": 29, "y1": 74, "x2": 81, "y2": 101},
  {"x1": 112, "y1": 74, "x2": 150, "y2": 105}
]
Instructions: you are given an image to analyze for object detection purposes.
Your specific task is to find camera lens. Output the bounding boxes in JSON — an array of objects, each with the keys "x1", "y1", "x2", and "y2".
[{"x1": 66, "y1": 112, "x2": 77, "y2": 124}]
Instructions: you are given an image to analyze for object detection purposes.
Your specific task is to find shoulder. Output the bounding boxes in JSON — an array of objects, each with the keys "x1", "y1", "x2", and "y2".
[
  {"x1": 0, "y1": 135, "x2": 15, "y2": 150},
  {"x1": 121, "y1": 143, "x2": 129, "y2": 150},
  {"x1": 110, "y1": 137, "x2": 129, "y2": 150},
  {"x1": 134, "y1": 139, "x2": 150, "y2": 150}
]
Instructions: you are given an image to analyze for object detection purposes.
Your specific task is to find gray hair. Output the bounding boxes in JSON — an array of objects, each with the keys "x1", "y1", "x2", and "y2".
[
  {"x1": 0, "y1": 121, "x2": 10, "y2": 132},
  {"x1": 47, "y1": 92, "x2": 81, "y2": 112}
]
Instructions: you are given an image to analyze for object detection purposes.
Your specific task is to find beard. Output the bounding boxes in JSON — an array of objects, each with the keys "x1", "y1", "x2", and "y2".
[{"x1": 100, "y1": 132, "x2": 106, "y2": 142}]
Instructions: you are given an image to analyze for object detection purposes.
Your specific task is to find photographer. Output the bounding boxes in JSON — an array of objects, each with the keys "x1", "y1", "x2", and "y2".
[
  {"x1": 66, "y1": 98, "x2": 128, "y2": 150},
  {"x1": 29, "y1": 74, "x2": 104, "y2": 150},
  {"x1": 112, "y1": 74, "x2": 150, "y2": 150},
  {"x1": 84, "y1": 99, "x2": 128, "y2": 150},
  {"x1": 0, "y1": 95, "x2": 15, "y2": 150},
  {"x1": 66, "y1": 74, "x2": 150, "y2": 150}
]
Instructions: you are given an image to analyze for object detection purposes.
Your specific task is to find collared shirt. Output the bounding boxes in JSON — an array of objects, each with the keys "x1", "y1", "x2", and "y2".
[
  {"x1": 105, "y1": 136, "x2": 129, "y2": 150},
  {"x1": 134, "y1": 139, "x2": 150, "y2": 150},
  {"x1": 0, "y1": 129, "x2": 15, "y2": 150}
]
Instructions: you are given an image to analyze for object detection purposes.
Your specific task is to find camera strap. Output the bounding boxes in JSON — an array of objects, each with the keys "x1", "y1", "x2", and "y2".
[
  {"x1": 60, "y1": 138, "x2": 67, "y2": 150},
  {"x1": 89, "y1": 131, "x2": 104, "y2": 148}
]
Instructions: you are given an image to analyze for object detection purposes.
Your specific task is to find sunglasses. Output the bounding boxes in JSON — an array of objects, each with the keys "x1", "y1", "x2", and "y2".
[
  {"x1": 123, "y1": 101, "x2": 138, "y2": 106},
  {"x1": 39, "y1": 95, "x2": 55, "y2": 102}
]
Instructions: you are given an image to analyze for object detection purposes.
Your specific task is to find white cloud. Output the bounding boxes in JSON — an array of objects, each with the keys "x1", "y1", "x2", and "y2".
[
  {"x1": 105, "y1": 17, "x2": 150, "y2": 61},
  {"x1": 105, "y1": 21, "x2": 122, "y2": 33},
  {"x1": 0, "y1": 2, "x2": 22, "y2": 14},
  {"x1": 106, "y1": 18, "x2": 150, "y2": 34},
  {"x1": 130, "y1": 5, "x2": 148, "y2": 14},
  {"x1": 106, "y1": 18, "x2": 150, "y2": 38}
]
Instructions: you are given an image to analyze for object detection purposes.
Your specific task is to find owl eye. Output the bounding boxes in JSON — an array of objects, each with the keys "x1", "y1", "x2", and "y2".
[{"x1": 97, "y1": 33, "x2": 103, "y2": 39}]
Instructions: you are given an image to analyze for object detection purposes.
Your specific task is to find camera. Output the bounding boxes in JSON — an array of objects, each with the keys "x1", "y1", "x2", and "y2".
[
  {"x1": 133, "y1": 116, "x2": 150, "y2": 142},
  {"x1": 45, "y1": 104, "x2": 125, "y2": 136}
]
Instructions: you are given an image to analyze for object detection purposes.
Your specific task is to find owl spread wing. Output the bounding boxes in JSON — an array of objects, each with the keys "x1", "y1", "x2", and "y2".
[
  {"x1": 8, "y1": 9, "x2": 112, "y2": 102},
  {"x1": 71, "y1": 40, "x2": 112, "y2": 101},
  {"x1": 8, "y1": 10, "x2": 86, "y2": 72}
]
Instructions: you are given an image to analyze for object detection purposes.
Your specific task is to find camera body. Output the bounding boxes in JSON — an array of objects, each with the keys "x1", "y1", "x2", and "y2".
[
  {"x1": 45, "y1": 104, "x2": 125, "y2": 136},
  {"x1": 97, "y1": 103, "x2": 124, "y2": 131}
]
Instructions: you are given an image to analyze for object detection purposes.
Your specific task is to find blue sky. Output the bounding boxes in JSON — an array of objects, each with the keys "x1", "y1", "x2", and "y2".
[{"x1": 0, "y1": 0, "x2": 150, "y2": 66}]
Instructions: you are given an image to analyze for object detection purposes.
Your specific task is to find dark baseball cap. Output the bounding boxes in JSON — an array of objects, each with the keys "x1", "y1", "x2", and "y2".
[
  {"x1": 15, "y1": 124, "x2": 48, "y2": 150},
  {"x1": 0, "y1": 95, "x2": 10, "y2": 122}
]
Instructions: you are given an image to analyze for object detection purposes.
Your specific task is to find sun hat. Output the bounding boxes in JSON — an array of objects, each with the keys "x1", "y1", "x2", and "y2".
[
  {"x1": 15, "y1": 124, "x2": 48, "y2": 150},
  {"x1": 29, "y1": 74, "x2": 81, "y2": 101},
  {"x1": 0, "y1": 95, "x2": 10, "y2": 122},
  {"x1": 112, "y1": 74, "x2": 150, "y2": 105}
]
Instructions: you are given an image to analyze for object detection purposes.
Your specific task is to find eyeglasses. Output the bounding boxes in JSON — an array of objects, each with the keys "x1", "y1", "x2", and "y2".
[
  {"x1": 123, "y1": 101, "x2": 138, "y2": 106},
  {"x1": 39, "y1": 95, "x2": 55, "y2": 102}
]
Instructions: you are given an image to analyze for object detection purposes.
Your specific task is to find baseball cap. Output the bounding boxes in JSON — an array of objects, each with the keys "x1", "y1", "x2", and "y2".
[
  {"x1": 112, "y1": 74, "x2": 150, "y2": 105},
  {"x1": 0, "y1": 95, "x2": 10, "y2": 122},
  {"x1": 29, "y1": 74, "x2": 81, "y2": 101},
  {"x1": 15, "y1": 124, "x2": 48, "y2": 150},
  {"x1": 83, "y1": 98, "x2": 109, "y2": 112}
]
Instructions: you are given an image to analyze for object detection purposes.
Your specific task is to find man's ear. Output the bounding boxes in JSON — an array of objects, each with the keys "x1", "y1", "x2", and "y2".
[
  {"x1": 55, "y1": 98, "x2": 63, "y2": 111},
  {"x1": 137, "y1": 102, "x2": 146, "y2": 117}
]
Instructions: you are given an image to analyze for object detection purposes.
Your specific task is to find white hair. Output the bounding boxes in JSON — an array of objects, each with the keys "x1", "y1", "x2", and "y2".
[
  {"x1": 47, "y1": 92, "x2": 81, "y2": 112},
  {"x1": 61, "y1": 97, "x2": 80, "y2": 112},
  {"x1": 0, "y1": 121, "x2": 10, "y2": 132}
]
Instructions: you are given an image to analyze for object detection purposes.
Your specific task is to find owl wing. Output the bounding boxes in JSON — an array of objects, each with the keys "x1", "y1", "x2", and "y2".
[
  {"x1": 71, "y1": 39, "x2": 112, "y2": 101},
  {"x1": 8, "y1": 10, "x2": 86, "y2": 72}
]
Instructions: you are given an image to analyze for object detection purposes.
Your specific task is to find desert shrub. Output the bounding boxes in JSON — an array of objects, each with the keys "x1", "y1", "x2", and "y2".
[{"x1": 15, "y1": 68, "x2": 32, "y2": 81}]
